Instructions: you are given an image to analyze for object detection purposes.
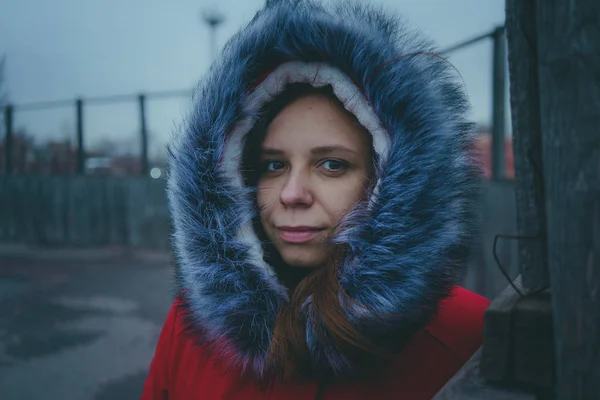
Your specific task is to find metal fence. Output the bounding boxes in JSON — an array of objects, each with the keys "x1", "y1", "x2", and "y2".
[
  {"x1": 0, "y1": 175, "x2": 171, "y2": 248},
  {"x1": 443, "y1": 26, "x2": 508, "y2": 180},
  {"x1": 0, "y1": 25, "x2": 509, "y2": 179},
  {"x1": 1, "y1": 89, "x2": 192, "y2": 176}
]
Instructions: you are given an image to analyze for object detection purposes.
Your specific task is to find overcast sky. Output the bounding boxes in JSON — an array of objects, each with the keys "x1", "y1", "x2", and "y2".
[{"x1": 1, "y1": 0, "x2": 506, "y2": 160}]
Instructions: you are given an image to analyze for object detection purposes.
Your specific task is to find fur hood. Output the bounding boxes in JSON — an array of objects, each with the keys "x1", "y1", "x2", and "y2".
[{"x1": 167, "y1": 0, "x2": 480, "y2": 380}]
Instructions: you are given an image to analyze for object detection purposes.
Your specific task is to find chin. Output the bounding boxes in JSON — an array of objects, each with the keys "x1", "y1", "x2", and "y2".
[{"x1": 281, "y1": 252, "x2": 323, "y2": 269}]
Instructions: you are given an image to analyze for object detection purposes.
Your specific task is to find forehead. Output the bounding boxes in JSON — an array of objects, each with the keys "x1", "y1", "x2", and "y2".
[{"x1": 262, "y1": 93, "x2": 371, "y2": 151}]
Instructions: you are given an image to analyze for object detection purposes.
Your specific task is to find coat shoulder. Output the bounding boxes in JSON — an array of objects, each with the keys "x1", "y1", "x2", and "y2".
[{"x1": 424, "y1": 286, "x2": 491, "y2": 362}]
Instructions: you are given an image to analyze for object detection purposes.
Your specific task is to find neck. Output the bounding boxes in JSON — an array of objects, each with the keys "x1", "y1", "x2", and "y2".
[{"x1": 278, "y1": 264, "x2": 316, "y2": 290}]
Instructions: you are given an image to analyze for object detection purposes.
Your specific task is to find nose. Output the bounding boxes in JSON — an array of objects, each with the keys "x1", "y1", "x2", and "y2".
[{"x1": 279, "y1": 170, "x2": 313, "y2": 207}]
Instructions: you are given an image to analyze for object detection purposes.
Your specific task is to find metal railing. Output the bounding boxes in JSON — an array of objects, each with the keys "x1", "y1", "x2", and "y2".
[
  {"x1": 440, "y1": 25, "x2": 507, "y2": 181},
  {"x1": 1, "y1": 25, "x2": 507, "y2": 179},
  {"x1": 1, "y1": 89, "x2": 192, "y2": 175}
]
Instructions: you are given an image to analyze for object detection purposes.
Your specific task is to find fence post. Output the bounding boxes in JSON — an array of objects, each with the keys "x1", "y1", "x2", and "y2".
[
  {"x1": 4, "y1": 104, "x2": 13, "y2": 174},
  {"x1": 139, "y1": 94, "x2": 149, "y2": 176},
  {"x1": 76, "y1": 98, "x2": 85, "y2": 174},
  {"x1": 491, "y1": 26, "x2": 507, "y2": 181}
]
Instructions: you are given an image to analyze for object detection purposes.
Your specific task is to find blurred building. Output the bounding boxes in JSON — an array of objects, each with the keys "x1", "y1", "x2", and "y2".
[
  {"x1": 0, "y1": 132, "x2": 148, "y2": 175},
  {"x1": 39, "y1": 140, "x2": 78, "y2": 174},
  {"x1": 108, "y1": 154, "x2": 142, "y2": 175},
  {"x1": 472, "y1": 128, "x2": 514, "y2": 180},
  {"x1": 0, "y1": 130, "x2": 36, "y2": 173}
]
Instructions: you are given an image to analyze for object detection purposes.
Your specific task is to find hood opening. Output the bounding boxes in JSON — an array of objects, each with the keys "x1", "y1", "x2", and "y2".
[{"x1": 223, "y1": 61, "x2": 391, "y2": 278}]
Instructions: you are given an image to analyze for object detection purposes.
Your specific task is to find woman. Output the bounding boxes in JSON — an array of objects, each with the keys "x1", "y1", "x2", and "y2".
[{"x1": 142, "y1": 0, "x2": 490, "y2": 399}]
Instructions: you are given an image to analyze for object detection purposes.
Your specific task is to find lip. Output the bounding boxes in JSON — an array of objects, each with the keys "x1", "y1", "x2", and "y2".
[{"x1": 278, "y1": 226, "x2": 325, "y2": 244}]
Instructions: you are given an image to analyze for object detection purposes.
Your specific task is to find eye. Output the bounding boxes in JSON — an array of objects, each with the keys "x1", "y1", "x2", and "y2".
[
  {"x1": 264, "y1": 160, "x2": 285, "y2": 172},
  {"x1": 320, "y1": 159, "x2": 348, "y2": 172}
]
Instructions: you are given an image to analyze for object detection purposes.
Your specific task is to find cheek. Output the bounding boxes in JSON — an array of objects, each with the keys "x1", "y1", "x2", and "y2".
[
  {"x1": 257, "y1": 183, "x2": 276, "y2": 218},
  {"x1": 320, "y1": 177, "x2": 367, "y2": 222}
]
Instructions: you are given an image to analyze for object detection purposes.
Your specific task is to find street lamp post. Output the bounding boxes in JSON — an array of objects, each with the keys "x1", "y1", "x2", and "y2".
[{"x1": 202, "y1": 8, "x2": 225, "y2": 62}]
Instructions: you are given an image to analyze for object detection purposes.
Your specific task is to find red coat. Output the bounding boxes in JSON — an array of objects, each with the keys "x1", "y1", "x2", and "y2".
[{"x1": 141, "y1": 286, "x2": 489, "y2": 400}]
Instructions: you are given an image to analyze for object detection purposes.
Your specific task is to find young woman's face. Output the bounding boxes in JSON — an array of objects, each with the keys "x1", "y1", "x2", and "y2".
[{"x1": 257, "y1": 92, "x2": 373, "y2": 269}]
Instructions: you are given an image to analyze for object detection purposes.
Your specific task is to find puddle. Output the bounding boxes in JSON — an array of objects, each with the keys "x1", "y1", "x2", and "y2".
[
  {"x1": 0, "y1": 277, "x2": 31, "y2": 301},
  {"x1": 51, "y1": 296, "x2": 138, "y2": 313}
]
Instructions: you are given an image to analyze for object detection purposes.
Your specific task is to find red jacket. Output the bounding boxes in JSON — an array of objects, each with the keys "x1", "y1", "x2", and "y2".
[{"x1": 141, "y1": 286, "x2": 489, "y2": 400}]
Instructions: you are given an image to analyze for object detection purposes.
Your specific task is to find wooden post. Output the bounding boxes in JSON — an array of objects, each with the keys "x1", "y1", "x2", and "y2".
[
  {"x1": 4, "y1": 104, "x2": 12, "y2": 174},
  {"x1": 139, "y1": 94, "x2": 149, "y2": 176},
  {"x1": 536, "y1": 0, "x2": 600, "y2": 397},
  {"x1": 505, "y1": 0, "x2": 549, "y2": 290},
  {"x1": 491, "y1": 26, "x2": 506, "y2": 181},
  {"x1": 480, "y1": 276, "x2": 524, "y2": 381},
  {"x1": 76, "y1": 98, "x2": 85, "y2": 174}
]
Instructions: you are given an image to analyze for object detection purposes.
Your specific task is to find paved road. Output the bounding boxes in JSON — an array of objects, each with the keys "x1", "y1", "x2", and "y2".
[{"x1": 0, "y1": 247, "x2": 174, "y2": 400}]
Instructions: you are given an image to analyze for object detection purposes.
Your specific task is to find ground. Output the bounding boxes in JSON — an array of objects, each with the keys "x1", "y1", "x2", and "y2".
[{"x1": 0, "y1": 245, "x2": 174, "y2": 400}]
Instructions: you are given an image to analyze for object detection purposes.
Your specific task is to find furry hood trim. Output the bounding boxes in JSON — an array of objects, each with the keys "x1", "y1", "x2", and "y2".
[{"x1": 167, "y1": 0, "x2": 480, "y2": 380}]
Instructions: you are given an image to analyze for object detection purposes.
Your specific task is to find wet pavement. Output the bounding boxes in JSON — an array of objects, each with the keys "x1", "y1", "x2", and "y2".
[{"x1": 0, "y1": 246, "x2": 174, "y2": 400}]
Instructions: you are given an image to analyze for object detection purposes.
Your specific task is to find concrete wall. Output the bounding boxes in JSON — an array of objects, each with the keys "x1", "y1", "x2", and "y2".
[{"x1": 0, "y1": 176, "x2": 518, "y2": 299}]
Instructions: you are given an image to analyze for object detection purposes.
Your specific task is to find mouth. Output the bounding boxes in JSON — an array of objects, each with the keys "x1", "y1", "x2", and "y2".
[{"x1": 277, "y1": 226, "x2": 326, "y2": 244}]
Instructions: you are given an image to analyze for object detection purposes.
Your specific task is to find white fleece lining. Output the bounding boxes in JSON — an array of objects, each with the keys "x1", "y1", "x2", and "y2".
[{"x1": 223, "y1": 61, "x2": 391, "y2": 276}]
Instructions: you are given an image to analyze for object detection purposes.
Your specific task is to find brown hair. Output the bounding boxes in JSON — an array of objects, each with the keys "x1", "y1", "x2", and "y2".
[
  {"x1": 241, "y1": 83, "x2": 384, "y2": 380},
  {"x1": 266, "y1": 247, "x2": 388, "y2": 380}
]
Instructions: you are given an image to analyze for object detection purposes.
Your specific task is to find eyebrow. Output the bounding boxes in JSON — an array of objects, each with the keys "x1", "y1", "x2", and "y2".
[
  {"x1": 260, "y1": 145, "x2": 359, "y2": 156},
  {"x1": 311, "y1": 145, "x2": 359, "y2": 156},
  {"x1": 260, "y1": 148, "x2": 284, "y2": 155}
]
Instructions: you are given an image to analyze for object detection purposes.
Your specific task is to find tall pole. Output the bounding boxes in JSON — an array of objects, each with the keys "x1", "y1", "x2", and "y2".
[
  {"x1": 536, "y1": 0, "x2": 600, "y2": 397},
  {"x1": 209, "y1": 25, "x2": 217, "y2": 61},
  {"x1": 507, "y1": 0, "x2": 600, "y2": 397},
  {"x1": 139, "y1": 94, "x2": 148, "y2": 176},
  {"x1": 4, "y1": 105, "x2": 13, "y2": 174},
  {"x1": 202, "y1": 8, "x2": 225, "y2": 62},
  {"x1": 505, "y1": 1, "x2": 548, "y2": 290},
  {"x1": 491, "y1": 26, "x2": 507, "y2": 181},
  {"x1": 76, "y1": 98, "x2": 85, "y2": 174}
]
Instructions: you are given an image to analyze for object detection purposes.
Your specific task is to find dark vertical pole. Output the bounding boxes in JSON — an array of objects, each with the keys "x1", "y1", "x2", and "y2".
[
  {"x1": 76, "y1": 98, "x2": 85, "y2": 174},
  {"x1": 491, "y1": 26, "x2": 507, "y2": 181},
  {"x1": 4, "y1": 105, "x2": 13, "y2": 174},
  {"x1": 139, "y1": 94, "x2": 149, "y2": 176},
  {"x1": 537, "y1": 0, "x2": 600, "y2": 397},
  {"x1": 202, "y1": 12, "x2": 224, "y2": 63},
  {"x1": 209, "y1": 27, "x2": 216, "y2": 62},
  {"x1": 505, "y1": 0, "x2": 548, "y2": 290}
]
